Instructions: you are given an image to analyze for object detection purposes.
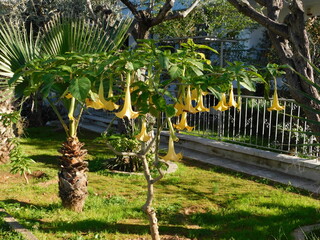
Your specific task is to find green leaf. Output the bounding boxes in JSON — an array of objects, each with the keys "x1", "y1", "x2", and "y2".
[
  {"x1": 59, "y1": 65, "x2": 73, "y2": 73},
  {"x1": 69, "y1": 77, "x2": 91, "y2": 101},
  {"x1": 158, "y1": 54, "x2": 170, "y2": 69},
  {"x1": 169, "y1": 65, "x2": 183, "y2": 79},
  {"x1": 40, "y1": 74, "x2": 55, "y2": 98},
  {"x1": 9, "y1": 72, "x2": 23, "y2": 86},
  {"x1": 196, "y1": 44, "x2": 219, "y2": 54},
  {"x1": 165, "y1": 105, "x2": 177, "y2": 118},
  {"x1": 152, "y1": 94, "x2": 166, "y2": 111},
  {"x1": 239, "y1": 75, "x2": 256, "y2": 92}
]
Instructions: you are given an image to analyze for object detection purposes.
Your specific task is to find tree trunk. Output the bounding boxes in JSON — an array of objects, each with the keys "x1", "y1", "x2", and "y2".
[
  {"x1": 266, "y1": 0, "x2": 320, "y2": 135},
  {"x1": 227, "y1": 0, "x2": 320, "y2": 136},
  {"x1": 0, "y1": 87, "x2": 15, "y2": 164},
  {"x1": 140, "y1": 154, "x2": 160, "y2": 240},
  {"x1": 58, "y1": 137, "x2": 88, "y2": 212}
]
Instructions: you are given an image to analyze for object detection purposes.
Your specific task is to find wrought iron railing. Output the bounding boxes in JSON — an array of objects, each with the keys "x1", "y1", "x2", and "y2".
[{"x1": 169, "y1": 95, "x2": 319, "y2": 158}]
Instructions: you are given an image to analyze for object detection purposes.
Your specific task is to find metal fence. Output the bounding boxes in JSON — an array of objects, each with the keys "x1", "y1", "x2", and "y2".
[{"x1": 170, "y1": 94, "x2": 319, "y2": 158}]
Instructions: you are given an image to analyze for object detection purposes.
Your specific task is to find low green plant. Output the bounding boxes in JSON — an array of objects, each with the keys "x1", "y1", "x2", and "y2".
[
  {"x1": 94, "y1": 134, "x2": 143, "y2": 172},
  {"x1": 9, "y1": 138, "x2": 35, "y2": 184}
]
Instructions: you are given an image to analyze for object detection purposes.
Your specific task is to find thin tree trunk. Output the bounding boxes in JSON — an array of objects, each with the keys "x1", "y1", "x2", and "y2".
[{"x1": 140, "y1": 153, "x2": 160, "y2": 240}]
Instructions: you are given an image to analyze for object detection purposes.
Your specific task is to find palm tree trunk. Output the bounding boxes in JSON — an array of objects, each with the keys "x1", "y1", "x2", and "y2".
[
  {"x1": 0, "y1": 87, "x2": 15, "y2": 164},
  {"x1": 58, "y1": 136, "x2": 88, "y2": 212}
]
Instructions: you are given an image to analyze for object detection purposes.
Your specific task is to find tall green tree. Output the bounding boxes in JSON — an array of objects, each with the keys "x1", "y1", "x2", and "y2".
[
  {"x1": 226, "y1": 0, "x2": 320, "y2": 137},
  {"x1": 2, "y1": 15, "x2": 131, "y2": 211},
  {"x1": 152, "y1": 0, "x2": 257, "y2": 39}
]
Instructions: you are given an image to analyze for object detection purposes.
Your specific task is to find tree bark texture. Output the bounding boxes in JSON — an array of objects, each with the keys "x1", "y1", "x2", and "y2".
[
  {"x1": 0, "y1": 87, "x2": 15, "y2": 164},
  {"x1": 227, "y1": 0, "x2": 320, "y2": 135},
  {"x1": 140, "y1": 154, "x2": 160, "y2": 240},
  {"x1": 120, "y1": 0, "x2": 200, "y2": 40},
  {"x1": 58, "y1": 137, "x2": 88, "y2": 212}
]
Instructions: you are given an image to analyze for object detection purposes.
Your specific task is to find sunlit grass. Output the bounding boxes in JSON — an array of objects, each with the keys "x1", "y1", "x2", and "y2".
[{"x1": 0, "y1": 127, "x2": 319, "y2": 239}]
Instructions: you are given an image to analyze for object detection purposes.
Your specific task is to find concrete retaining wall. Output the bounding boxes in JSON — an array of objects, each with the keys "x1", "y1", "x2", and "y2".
[{"x1": 161, "y1": 132, "x2": 320, "y2": 182}]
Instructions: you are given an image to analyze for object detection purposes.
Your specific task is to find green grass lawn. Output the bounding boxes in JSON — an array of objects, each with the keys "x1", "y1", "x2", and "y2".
[{"x1": 0, "y1": 127, "x2": 319, "y2": 240}]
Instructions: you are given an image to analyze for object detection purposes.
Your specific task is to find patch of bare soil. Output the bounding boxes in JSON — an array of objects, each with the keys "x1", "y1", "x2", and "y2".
[
  {"x1": 0, "y1": 171, "x2": 21, "y2": 184},
  {"x1": 182, "y1": 205, "x2": 207, "y2": 216}
]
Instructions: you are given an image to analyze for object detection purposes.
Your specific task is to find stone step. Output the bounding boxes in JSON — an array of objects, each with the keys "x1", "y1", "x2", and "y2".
[{"x1": 82, "y1": 114, "x2": 117, "y2": 124}]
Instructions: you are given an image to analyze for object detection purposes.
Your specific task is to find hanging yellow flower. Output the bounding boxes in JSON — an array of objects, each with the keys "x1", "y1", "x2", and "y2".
[
  {"x1": 183, "y1": 85, "x2": 198, "y2": 114},
  {"x1": 135, "y1": 119, "x2": 151, "y2": 142},
  {"x1": 267, "y1": 90, "x2": 285, "y2": 111},
  {"x1": 213, "y1": 93, "x2": 229, "y2": 111},
  {"x1": 115, "y1": 73, "x2": 139, "y2": 120},
  {"x1": 174, "y1": 96, "x2": 184, "y2": 116},
  {"x1": 161, "y1": 136, "x2": 183, "y2": 161},
  {"x1": 195, "y1": 93, "x2": 209, "y2": 112},
  {"x1": 173, "y1": 112, "x2": 194, "y2": 131},
  {"x1": 65, "y1": 93, "x2": 73, "y2": 99},
  {"x1": 227, "y1": 88, "x2": 238, "y2": 108},
  {"x1": 85, "y1": 92, "x2": 105, "y2": 110},
  {"x1": 99, "y1": 79, "x2": 119, "y2": 111},
  {"x1": 167, "y1": 117, "x2": 179, "y2": 142},
  {"x1": 191, "y1": 88, "x2": 208, "y2": 100},
  {"x1": 236, "y1": 96, "x2": 242, "y2": 112}
]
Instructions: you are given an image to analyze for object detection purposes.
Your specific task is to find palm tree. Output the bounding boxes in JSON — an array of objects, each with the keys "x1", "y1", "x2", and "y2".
[
  {"x1": 0, "y1": 18, "x2": 41, "y2": 164},
  {"x1": 1, "y1": 15, "x2": 131, "y2": 211}
]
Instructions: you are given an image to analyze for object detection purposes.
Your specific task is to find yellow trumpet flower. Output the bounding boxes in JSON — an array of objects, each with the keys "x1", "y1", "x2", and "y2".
[
  {"x1": 161, "y1": 136, "x2": 183, "y2": 161},
  {"x1": 115, "y1": 74, "x2": 139, "y2": 120},
  {"x1": 85, "y1": 92, "x2": 105, "y2": 110},
  {"x1": 183, "y1": 85, "x2": 198, "y2": 114},
  {"x1": 135, "y1": 120, "x2": 151, "y2": 142},
  {"x1": 195, "y1": 94, "x2": 209, "y2": 112},
  {"x1": 267, "y1": 90, "x2": 285, "y2": 111},
  {"x1": 213, "y1": 93, "x2": 229, "y2": 111},
  {"x1": 191, "y1": 88, "x2": 208, "y2": 100},
  {"x1": 173, "y1": 112, "x2": 194, "y2": 131},
  {"x1": 167, "y1": 117, "x2": 179, "y2": 142},
  {"x1": 174, "y1": 96, "x2": 184, "y2": 116},
  {"x1": 228, "y1": 88, "x2": 238, "y2": 108},
  {"x1": 65, "y1": 93, "x2": 73, "y2": 99},
  {"x1": 236, "y1": 96, "x2": 242, "y2": 112},
  {"x1": 99, "y1": 79, "x2": 119, "y2": 111}
]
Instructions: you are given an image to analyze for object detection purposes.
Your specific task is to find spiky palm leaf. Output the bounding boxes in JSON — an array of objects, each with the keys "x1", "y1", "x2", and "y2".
[
  {"x1": 41, "y1": 15, "x2": 132, "y2": 56},
  {"x1": 0, "y1": 18, "x2": 41, "y2": 164}
]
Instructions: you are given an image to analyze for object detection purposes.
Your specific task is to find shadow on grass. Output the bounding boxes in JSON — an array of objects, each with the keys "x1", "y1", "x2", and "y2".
[
  {"x1": 39, "y1": 220, "x2": 215, "y2": 239},
  {"x1": 28, "y1": 154, "x2": 59, "y2": 168},
  {"x1": 2, "y1": 199, "x2": 319, "y2": 239}
]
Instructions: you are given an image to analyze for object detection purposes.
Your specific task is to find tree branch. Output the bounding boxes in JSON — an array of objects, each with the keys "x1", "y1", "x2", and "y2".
[
  {"x1": 106, "y1": 142, "x2": 138, "y2": 157},
  {"x1": 120, "y1": 0, "x2": 140, "y2": 19},
  {"x1": 151, "y1": 0, "x2": 175, "y2": 25},
  {"x1": 154, "y1": 0, "x2": 200, "y2": 25},
  {"x1": 86, "y1": 0, "x2": 96, "y2": 20},
  {"x1": 226, "y1": 0, "x2": 289, "y2": 38}
]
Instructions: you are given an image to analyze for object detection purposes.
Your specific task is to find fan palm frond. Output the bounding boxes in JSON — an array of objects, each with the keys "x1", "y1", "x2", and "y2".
[
  {"x1": 41, "y1": 15, "x2": 132, "y2": 56},
  {"x1": 0, "y1": 18, "x2": 41, "y2": 79}
]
